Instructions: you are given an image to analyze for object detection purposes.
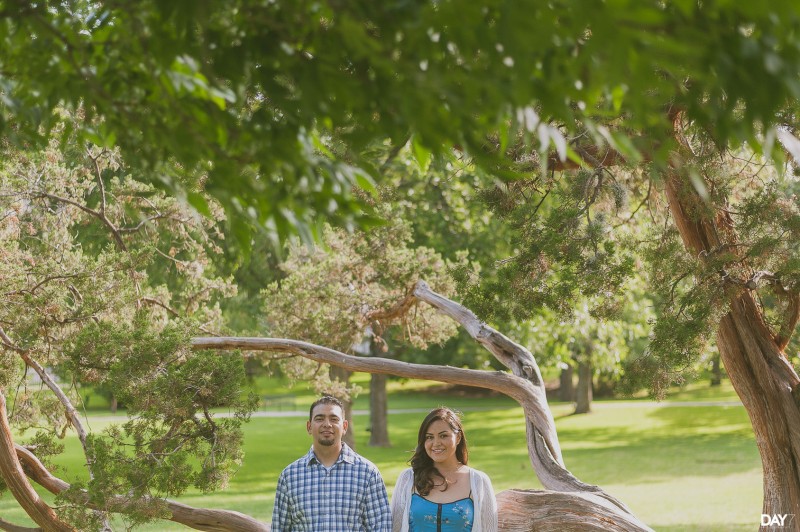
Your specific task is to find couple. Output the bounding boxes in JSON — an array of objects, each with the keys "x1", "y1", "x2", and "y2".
[{"x1": 271, "y1": 396, "x2": 498, "y2": 531}]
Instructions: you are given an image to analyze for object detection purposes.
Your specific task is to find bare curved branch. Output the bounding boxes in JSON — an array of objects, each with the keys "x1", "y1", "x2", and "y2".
[
  {"x1": 14, "y1": 445, "x2": 269, "y2": 532},
  {"x1": 0, "y1": 517, "x2": 41, "y2": 532},
  {"x1": 0, "y1": 392, "x2": 74, "y2": 531}
]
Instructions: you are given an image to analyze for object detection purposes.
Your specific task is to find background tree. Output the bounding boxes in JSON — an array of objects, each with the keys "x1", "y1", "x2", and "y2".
[
  {"x1": 261, "y1": 222, "x2": 459, "y2": 447},
  {"x1": 0, "y1": 127, "x2": 257, "y2": 530},
  {"x1": 525, "y1": 298, "x2": 652, "y2": 414}
]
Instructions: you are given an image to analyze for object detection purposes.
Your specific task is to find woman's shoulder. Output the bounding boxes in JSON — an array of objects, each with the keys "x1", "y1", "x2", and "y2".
[
  {"x1": 467, "y1": 467, "x2": 494, "y2": 486},
  {"x1": 396, "y1": 467, "x2": 414, "y2": 484}
]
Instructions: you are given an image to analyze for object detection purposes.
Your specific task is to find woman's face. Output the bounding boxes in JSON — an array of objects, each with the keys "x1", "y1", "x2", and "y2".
[{"x1": 424, "y1": 419, "x2": 461, "y2": 466}]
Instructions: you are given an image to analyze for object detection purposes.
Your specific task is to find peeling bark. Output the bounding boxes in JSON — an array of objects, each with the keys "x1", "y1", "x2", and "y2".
[{"x1": 496, "y1": 490, "x2": 650, "y2": 531}]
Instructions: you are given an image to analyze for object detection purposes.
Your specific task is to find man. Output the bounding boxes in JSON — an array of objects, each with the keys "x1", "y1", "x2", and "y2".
[{"x1": 271, "y1": 395, "x2": 392, "y2": 531}]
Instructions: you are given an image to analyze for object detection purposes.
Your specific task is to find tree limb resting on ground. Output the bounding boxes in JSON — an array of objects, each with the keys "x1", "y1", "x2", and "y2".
[
  {"x1": 193, "y1": 280, "x2": 653, "y2": 531},
  {"x1": 13, "y1": 445, "x2": 270, "y2": 532}
]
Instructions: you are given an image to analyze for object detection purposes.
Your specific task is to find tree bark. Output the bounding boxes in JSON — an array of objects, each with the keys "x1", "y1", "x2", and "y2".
[
  {"x1": 0, "y1": 393, "x2": 74, "y2": 532},
  {"x1": 368, "y1": 336, "x2": 391, "y2": 447},
  {"x1": 574, "y1": 357, "x2": 593, "y2": 415},
  {"x1": 558, "y1": 363, "x2": 575, "y2": 402},
  {"x1": 0, "y1": 518, "x2": 40, "y2": 532},
  {"x1": 665, "y1": 162, "x2": 800, "y2": 522},
  {"x1": 497, "y1": 489, "x2": 654, "y2": 531},
  {"x1": 368, "y1": 372, "x2": 391, "y2": 447}
]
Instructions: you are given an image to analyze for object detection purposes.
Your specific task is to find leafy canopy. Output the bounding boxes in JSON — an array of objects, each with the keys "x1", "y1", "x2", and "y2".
[{"x1": 2, "y1": 1, "x2": 799, "y2": 244}]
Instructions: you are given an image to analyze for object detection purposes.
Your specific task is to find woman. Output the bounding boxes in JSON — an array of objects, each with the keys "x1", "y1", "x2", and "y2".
[{"x1": 391, "y1": 407, "x2": 498, "y2": 531}]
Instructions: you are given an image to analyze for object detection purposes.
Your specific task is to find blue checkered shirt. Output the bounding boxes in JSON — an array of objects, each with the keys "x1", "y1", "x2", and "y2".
[{"x1": 271, "y1": 443, "x2": 391, "y2": 531}]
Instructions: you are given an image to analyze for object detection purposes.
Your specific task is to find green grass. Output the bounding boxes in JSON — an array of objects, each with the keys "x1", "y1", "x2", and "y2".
[{"x1": 0, "y1": 379, "x2": 761, "y2": 531}]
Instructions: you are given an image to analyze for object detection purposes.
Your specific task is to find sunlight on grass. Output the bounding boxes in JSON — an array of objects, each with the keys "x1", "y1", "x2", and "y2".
[{"x1": 0, "y1": 381, "x2": 762, "y2": 530}]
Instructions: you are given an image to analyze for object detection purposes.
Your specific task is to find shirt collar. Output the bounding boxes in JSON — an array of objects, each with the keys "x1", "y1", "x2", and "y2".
[{"x1": 305, "y1": 442, "x2": 356, "y2": 466}]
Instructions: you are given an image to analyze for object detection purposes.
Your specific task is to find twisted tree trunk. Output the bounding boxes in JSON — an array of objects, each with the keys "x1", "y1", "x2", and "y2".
[
  {"x1": 665, "y1": 145, "x2": 800, "y2": 523},
  {"x1": 193, "y1": 280, "x2": 653, "y2": 531}
]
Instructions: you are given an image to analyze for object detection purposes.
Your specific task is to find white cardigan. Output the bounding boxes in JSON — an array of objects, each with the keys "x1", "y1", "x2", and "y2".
[{"x1": 391, "y1": 467, "x2": 498, "y2": 532}]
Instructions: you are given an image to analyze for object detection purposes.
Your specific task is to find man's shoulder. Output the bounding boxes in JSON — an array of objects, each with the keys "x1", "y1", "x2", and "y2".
[{"x1": 344, "y1": 446, "x2": 383, "y2": 474}]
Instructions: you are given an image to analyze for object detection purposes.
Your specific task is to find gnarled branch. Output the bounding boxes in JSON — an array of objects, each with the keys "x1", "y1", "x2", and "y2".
[
  {"x1": 193, "y1": 280, "x2": 652, "y2": 531},
  {"x1": 0, "y1": 392, "x2": 74, "y2": 531}
]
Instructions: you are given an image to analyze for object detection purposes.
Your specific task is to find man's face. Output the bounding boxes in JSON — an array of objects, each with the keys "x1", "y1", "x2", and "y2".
[{"x1": 307, "y1": 403, "x2": 348, "y2": 447}]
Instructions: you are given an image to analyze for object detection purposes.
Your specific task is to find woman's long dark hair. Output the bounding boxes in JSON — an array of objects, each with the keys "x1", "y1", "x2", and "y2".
[{"x1": 410, "y1": 407, "x2": 469, "y2": 496}]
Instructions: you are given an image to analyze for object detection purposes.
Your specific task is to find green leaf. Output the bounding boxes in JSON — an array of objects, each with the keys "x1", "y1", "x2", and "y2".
[
  {"x1": 186, "y1": 192, "x2": 212, "y2": 217},
  {"x1": 411, "y1": 135, "x2": 432, "y2": 172}
]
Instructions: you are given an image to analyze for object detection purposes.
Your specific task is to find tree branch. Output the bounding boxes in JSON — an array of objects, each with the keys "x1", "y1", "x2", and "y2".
[
  {"x1": 14, "y1": 444, "x2": 270, "y2": 532},
  {"x1": 0, "y1": 326, "x2": 113, "y2": 531},
  {"x1": 0, "y1": 518, "x2": 40, "y2": 532},
  {"x1": 36, "y1": 192, "x2": 127, "y2": 252},
  {"x1": 0, "y1": 392, "x2": 74, "y2": 531}
]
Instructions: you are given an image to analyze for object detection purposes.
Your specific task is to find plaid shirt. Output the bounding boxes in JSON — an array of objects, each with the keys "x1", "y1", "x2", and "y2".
[{"x1": 271, "y1": 443, "x2": 391, "y2": 531}]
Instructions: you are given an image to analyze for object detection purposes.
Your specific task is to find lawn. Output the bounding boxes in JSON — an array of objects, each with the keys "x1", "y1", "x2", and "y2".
[{"x1": 0, "y1": 378, "x2": 762, "y2": 531}]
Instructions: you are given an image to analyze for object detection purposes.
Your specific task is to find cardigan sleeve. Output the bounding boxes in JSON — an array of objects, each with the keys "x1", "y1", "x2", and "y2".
[
  {"x1": 391, "y1": 468, "x2": 414, "y2": 532},
  {"x1": 475, "y1": 469, "x2": 498, "y2": 532}
]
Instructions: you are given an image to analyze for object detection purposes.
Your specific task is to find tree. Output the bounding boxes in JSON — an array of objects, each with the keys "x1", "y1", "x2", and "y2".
[
  {"x1": 0, "y1": 129, "x2": 258, "y2": 530},
  {"x1": 261, "y1": 223, "x2": 458, "y2": 447},
  {"x1": 469, "y1": 122, "x2": 800, "y2": 519},
  {"x1": 522, "y1": 283, "x2": 653, "y2": 414}
]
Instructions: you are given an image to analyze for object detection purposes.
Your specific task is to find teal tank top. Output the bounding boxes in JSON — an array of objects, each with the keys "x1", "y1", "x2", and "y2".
[{"x1": 409, "y1": 493, "x2": 474, "y2": 531}]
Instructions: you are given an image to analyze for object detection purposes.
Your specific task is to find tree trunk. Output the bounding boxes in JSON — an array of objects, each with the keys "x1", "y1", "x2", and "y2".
[
  {"x1": 558, "y1": 363, "x2": 575, "y2": 402},
  {"x1": 574, "y1": 357, "x2": 593, "y2": 415},
  {"x1": 710, "y1": 354, "x2": 722, "y2": 386},
  {"x1": 665, "y1": 163, "x2": 800, "y2": 522},
  {"x1": 368, "y1": 336, "x2": 391, "y2": 447},
  {"x1": 329, "y1": 365, "x2": 356, "y2": 449},
  {"x1": 497, "y1": 489, "x2": 654, "y2": 531},
  {"x1": 368, "y1": 372, "x2": 391, "y2": 447}
]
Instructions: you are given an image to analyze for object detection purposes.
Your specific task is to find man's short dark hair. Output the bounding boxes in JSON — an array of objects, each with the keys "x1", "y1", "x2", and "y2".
[{"x1": 309, "y1": 395, "x2": 344, "y2": 421}]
